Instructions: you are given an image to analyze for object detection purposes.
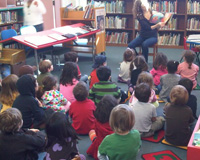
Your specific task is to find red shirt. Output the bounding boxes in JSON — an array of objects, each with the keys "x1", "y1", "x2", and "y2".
[
  {"x1": 87, "y1": 120, "x2": 113, "y2": 160},
  {"x1": 69, "y1": 98, "x2": 96, "y2": 134},
  {"x1": 89, "y1": 69, "x2": 99, "y2": 88}
]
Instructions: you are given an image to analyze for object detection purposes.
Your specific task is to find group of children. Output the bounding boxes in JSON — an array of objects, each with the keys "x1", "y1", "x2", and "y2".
[{"x1": 0, "y1": 48, "x2": 199, "y2": 160}]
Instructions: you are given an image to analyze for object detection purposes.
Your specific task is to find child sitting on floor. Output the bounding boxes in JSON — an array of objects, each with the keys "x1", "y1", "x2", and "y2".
[
  {"x1": 89, "y1": 55, "x2": 107, "y2": 88},
  {"x1": 178, "y1": 78, "x2": 197, "y2": 119},
  {"x1": 37, "y1": 59, "x2": 53, "y2": 86},
  {"x1": 118, "y1": 48, "x2": 136, "y2": 83},
  {"x1": 164, "y1": 85, "x2": 194, "y2": 146},
  {"x1": 60, "y1": 62, "x2": 79, "y2": 103},
  {"x1": 69, "y1": 81, "x2": 96, "y2": 134},
  {"x1": 44, "y1": 112, "x2": 86, "y2": 160},
  {"x1": 150, "y1": 52, "x2": 168, "y2": 93},
  {"x1": 0, "y1": 108, "x2": 46, "y2": 160},
  {"x1": 87, "y1": 95, "x2": 118, "y2": 160},
  {"x1": 64, "y1": 51, "x2": 88, "y2": 82},
  {"x1": 131, "y1": 83, "x2": 165, "y2": 137},
  {"x1": 98, "y1": 104, "x2": 141, "y2": 160},
  {"x1": 36, "y1": 75, "x2": 71, "y2": 113},
  {"x1": 177, "y1": 50, "x2": 199, "y2": 89},
  {"x1": 0, "y1": 74, "x2": 19, "y2": 112},
  {"x1": 88, "y1": 66, "x2": 121, "y2": 104},
  {"x1": 159, "y1": 60, "x2": 181, "y2": 102},
  {"x1": 129, "y1": 55, "x2": 148, "y2": 93},
  {"x1": 129, "y1": 72, "x2": 159, "y2": 108}
]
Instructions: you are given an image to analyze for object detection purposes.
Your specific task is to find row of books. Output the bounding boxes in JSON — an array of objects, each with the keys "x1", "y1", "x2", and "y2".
[
  {"x1": 158, "y1": 33, "x2": 180, "y2": 46},
  {"x1": 97, "y1": 1, "x2": 125, "y2": 13},
  {"x1": 187, "y1": 18, "x2": 200, "y2": 30},
  {"x1": 83, "y1": 3, "x2": 94, "y2": 19},
  {"x1": 135, "y1": 18, "x2": 177, "y2": 30},
  {"x1": 0, "y1": 11, "x2": 18, "y2": 24},
  {"x1": 106, "y1": 31, "x2": 128, "y2": 44},
  {"x1": 187, "y1": 1, "x2": 200, "y2": 14},
  {"x1": 0, "y1": 23, "x2": 22, "y2": 33},
  {"x1": 105, "y1": 16, "x2": 127, "y2": 29},
  {"x1": 150, "y1": 1, "x2": 177, "y2": 13}
]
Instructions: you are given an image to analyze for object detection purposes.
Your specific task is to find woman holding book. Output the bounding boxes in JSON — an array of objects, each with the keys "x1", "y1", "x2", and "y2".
[
  {"x1": 128, "y1": 0, "x2": 165, "y2": 62},
  {"x1": 23, "y1": 0, "x2": 46, "y2": 32}
]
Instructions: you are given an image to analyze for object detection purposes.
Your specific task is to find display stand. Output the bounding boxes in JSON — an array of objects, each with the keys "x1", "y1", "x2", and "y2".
[{"x1": 60, "y1": 7, "x2": 106, "y2": 55}]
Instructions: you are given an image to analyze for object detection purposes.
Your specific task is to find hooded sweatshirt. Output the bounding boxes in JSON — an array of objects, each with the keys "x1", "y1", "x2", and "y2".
[{"x1": 13, "y1": 75, "x2": 45, "y2": 128}]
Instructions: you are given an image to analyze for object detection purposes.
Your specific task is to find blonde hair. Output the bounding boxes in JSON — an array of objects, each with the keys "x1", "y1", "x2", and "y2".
[
  {"x1": 0, "y1": 108, "x2": 22, "y2": 134},
  {"x1": 136, "y1": 72, "x2": 154, "y2": 89},
  {"x1": 109, "y1": 104, "x2": 135, "y2": 134},
  {"x1": 170, "y1": 85, "x2": 189, "y2": 106},
  {"x1": 0, "y1": 74, "x2": 19, "y2": 106}
]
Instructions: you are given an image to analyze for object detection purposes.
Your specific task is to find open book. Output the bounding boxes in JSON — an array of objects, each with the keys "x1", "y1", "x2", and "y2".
[{"x1": 150, "y1": 11, "x2": 173, "y2": 24}]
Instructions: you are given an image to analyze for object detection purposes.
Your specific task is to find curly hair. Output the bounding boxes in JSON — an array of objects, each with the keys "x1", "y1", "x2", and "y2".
[
  {"x1": 132, "y1": 0, "x2": 144, "y2": 19},
  {"x1": 60, "y1": 62, "x2": 78, "y2": 85}
]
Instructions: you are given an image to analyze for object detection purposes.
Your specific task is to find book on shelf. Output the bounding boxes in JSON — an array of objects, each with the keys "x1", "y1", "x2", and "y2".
[
  {"x1": 187, "y1": 0, "x2": 200, "y2": 14},
  {"x1": 158, "y1": 33, "x2": 180, "y2": 46},
  {"x1": 150, "y1": 11, "x2": 173, "y2": 24},
  {"x1": 106, "y1": 31, "x2": 128, "y2": 44},
  {"x1": 150, "y1": 0, "x2": 177, "y2": 13}
]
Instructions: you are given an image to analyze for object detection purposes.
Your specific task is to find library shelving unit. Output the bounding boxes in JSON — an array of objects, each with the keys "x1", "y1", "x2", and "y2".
[
  {"x1": 0, "y1": 0, "x2": 23, "y2": 38},
  {"x1": 60, "y1": 7, "x2": 106, "y2": 55}
]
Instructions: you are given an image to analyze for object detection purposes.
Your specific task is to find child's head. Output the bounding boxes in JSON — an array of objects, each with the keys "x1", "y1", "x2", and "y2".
[
  {"x1": 60, "y1": 62, "x2": 78, "y2": 85},
  {"x1": 97, "y1": 66, "x2": 111, "y2": 81},
  {"x1": 46, "y1": 112, "x2": 78, "y2": 142},
  {"x1": 123, "y1": 48, "x2": 136, "y2": 62},
  {"x1": 73, "y1": 81, "x2": 88, "y2": 101},
  {"x1": 170, "y1": 85, "x2": 189, "y2": 106},
  {"x1": 39, "y1": 59, "x2": 53, "y2": 74},
  {"x1": 153, "y1": 52, "x2": 168, "y2": 70},
  {"x1": 0, "y1": 108, "x2": 22, "y2": 134},
  {"x1": 92, "y1": 55, "x2": 107, "y2": 69},
  {"x1": 18, "y1": 65, "x2": 36, "y2": 77},
  {"x1": 136, "y1": 72, "x2": 154, "y2": 89},
  {"x1": 0, "y1": 74, "x2": 19, "y2": 106},
  {"x1": 183, "y1": 50, "x2": 195, "y2": 69},
  {"x1": 178, "y1": 78, "x2": 193, "y2": 94},
  {"x1": 130, "y1": 55, "x2": 148, "y2": 72},
  {"x1": 134, "y1": 83, "x2": 151, "y2": 102},
  {"x1": 64, "y1": 51, "x2": 78, "y2": 63},
  {"x1": 167, "y1": 60, "x2": 179, "y2": 74},
  {"x1": 109, "y1": 104, "x2": 135, "y2": 134},
  {"x1": 36, "y1": 75, "x2": 58, "y2": 100},
  {"x1": 17, "y1": 74, "x2": 38, "y2": 97},
  {"x1": 94, "y1": 95, "x2": 118, "y2": 123}
]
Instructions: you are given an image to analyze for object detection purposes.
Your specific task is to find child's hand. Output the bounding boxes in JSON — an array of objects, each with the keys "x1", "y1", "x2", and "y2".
[
  {"x1": 29, "y1": 129, "x2": 39, "y2": 132},
  {"x1": 35, "y1": 98, "x2": 43, "y2": 107},
  {"x1": 71, "y1": 155, "x2": 81, "y2": 160}
]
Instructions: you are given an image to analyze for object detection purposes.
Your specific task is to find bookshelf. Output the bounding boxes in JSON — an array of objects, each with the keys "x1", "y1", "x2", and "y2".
[
  {"x1": 91, "y1": 0, "x2": 200, "y2": 49},
  {"x1": 0, "y1": 6, "x2": 23, "y2": 38},
  {"x1": 60, "y1": 7, "x2": 106, "y2": 55}
]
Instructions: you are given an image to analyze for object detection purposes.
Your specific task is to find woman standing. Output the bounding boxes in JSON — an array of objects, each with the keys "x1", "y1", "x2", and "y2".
[
  {"x1": 23, "y1": 0, "x2": 46, "y2": 32},
  {"x1": 128, "y1": 0, "x2": 165, "y2": 62}
]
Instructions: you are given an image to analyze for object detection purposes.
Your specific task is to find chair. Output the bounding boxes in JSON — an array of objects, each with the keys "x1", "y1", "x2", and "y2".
[
  {"x1": 180, "y1": 37, "x2": 200, "y2": 65},
  {"x1": 20, "y1": 25, "x2": 54, "y2": 63},
  {"x1": 138, "y1": 44, "x2": 158, "y2": 62},
  {"x1": 1, "y1": 29, "x2": 18, "y2": 48}
]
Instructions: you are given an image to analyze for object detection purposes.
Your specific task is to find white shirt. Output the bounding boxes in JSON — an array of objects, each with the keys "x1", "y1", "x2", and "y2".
[
  {"x1": 23, "y1": 0, "x2": 46, "y2": 26},
  {"x1": 118, "y1": 61, "x2": 131, "y2": 82}
]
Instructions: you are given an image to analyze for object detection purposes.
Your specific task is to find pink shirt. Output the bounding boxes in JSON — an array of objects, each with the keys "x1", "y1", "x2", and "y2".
[
  {"x1": 59, "y1": 79, "x2": 79, "y2": 103},
  {"x1": 150, "y1": 66, "x2": 168, "y2": 86},
  {"x1": 177, "y1": 61, "x2": 199, "y2": 89}
]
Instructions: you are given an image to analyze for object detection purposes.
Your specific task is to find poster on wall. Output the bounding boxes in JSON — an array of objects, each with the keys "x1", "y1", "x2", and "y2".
[{"x1": 95, "y1": 8, "x2": 105, "y2": 31}]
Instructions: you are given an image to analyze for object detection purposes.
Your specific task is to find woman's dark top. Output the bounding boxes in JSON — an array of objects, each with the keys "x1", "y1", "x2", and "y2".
[
  {"x1": 0, "y1": 129, "x2": 46, "y2": 160},
  {"x1": 138, "y1": 18, "x2": 158, "y2": 38}
]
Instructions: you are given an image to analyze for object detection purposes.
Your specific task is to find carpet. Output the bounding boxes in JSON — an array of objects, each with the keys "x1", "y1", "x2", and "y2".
[
  {"x1": 142, "y1": 130, "x2": 164, "y2": 143},
  {"x1": 161, "y1": 139, "x2": 187, "y2": 150},
  {"x1": 142, "y1": 150, "x2": 181, "y2": 160}
]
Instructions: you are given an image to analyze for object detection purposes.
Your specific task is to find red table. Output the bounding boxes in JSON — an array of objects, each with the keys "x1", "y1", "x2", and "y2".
[{"x1": 0, "y1": 23, "x2": 99, "y2": 74}]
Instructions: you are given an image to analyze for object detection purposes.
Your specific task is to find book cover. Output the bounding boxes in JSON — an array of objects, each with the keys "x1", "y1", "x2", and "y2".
[{"x1": 150, "y1": 11, "x2": 173, "y2": 24}]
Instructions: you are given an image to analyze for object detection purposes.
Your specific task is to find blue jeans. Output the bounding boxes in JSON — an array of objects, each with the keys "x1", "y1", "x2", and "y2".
[
  {"x1": 34, "y1": 23, "x2": 44, "y2": 32},
  {"x1": 128, "y1": 35, "x2": 157, "y2": 62}
]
